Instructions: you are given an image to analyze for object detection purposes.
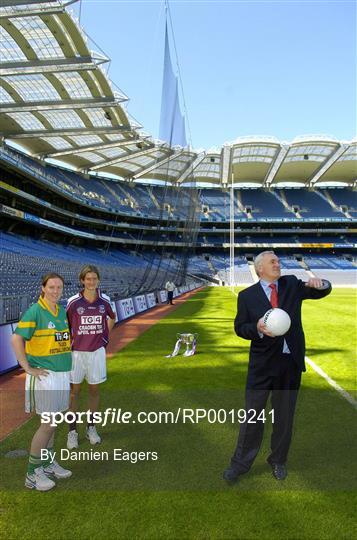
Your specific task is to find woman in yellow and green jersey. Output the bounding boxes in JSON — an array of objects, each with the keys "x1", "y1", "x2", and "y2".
[{"x1": 11, "y1": 272, "x2": 72, "y2": 491}]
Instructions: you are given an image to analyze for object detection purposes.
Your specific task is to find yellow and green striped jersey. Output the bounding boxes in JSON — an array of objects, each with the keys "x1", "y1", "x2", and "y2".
[{"x1": 15, "y1": 297, "x2": 72, "y2": 372}]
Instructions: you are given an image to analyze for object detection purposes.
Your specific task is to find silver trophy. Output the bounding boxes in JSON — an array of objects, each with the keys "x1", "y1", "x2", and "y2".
[
  {"x1": 166, "y1": 333, "x2": 198, "y2": 357},
  {"x1": 177, "y1": 333, "x2": 197, "y2": 343}
]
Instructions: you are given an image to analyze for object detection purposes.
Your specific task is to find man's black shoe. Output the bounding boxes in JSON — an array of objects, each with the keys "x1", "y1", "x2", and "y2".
[
  {"x1": 223, "y1": 468, "x2": 239, "y2": 485},
  {"x1": 271, "y1": 463, "x2": 287, "y2": 480}
]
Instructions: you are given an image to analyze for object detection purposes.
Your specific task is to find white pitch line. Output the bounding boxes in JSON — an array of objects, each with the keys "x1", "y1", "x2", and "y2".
[{"x1": 305, "y1": 356, "x2": 357, "y2": 410}]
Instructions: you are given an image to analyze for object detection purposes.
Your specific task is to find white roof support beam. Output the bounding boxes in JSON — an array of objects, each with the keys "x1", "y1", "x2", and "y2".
[
  {"x1": 176, "y1": 152, "x2": 205, "y2": 184},
  {"x1": 0, "y1": 0, "x2": 77, "y2": 18},
  {"x1": 263, "y1": 144, "x2": 289, "y2": 186},
  {"x1": 0, "y1": 57, "x2": 97, "y2": 76},
  {"x1": 0, "y1": 7, "x2": 65, "y2": 19},
  {"x1": 221, "y1": 144, "x2": 232, "y2": 185},
  {"x1": 80, "y1": 146, "x2": 156, "y2": 172},
  {"x1": 1, "y1": 0, "x2": 57, "y2": 4},
  {"x1": 308, "y1": 144, "x2": 350, "y2": 186},
  {"x1": 1, "y1": 98, "x2": 123, "y2": 114},
  {"x1": 132, "y1": 150, "x2": 179, "y2": 180},
  {"x1": 39, "y1": 137, "x2": 139, "y2": 158},
  {"x1": 4, "y1": 126, "x2": 133, "y2": 139}
]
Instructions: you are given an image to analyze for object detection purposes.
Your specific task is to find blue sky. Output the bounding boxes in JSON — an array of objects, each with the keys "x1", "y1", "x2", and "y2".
[{"x1": 74, "y1": 0, "x2": 356, "y2": 149}]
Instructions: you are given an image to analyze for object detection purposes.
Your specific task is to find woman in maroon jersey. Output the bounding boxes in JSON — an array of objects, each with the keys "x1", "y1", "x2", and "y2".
[{"x1": 66, "y1": 265, "x2": 115, "y2": 449}]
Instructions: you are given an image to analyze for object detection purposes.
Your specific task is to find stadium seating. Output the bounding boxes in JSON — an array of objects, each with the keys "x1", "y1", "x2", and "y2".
[
  {"x1": 0, "y1": 147, "x2": 356, "y2": 321},
  {"x1": 215, "y1": 256, "x2": 254, "y2": 285},
  {"x1": 282, "y1": 189, "x2": 344, "y2": 219},
  {"x1": 200, "y1": 189, "x2": 229, "y2": 220},
  {"x1": 308, "y1": 268, "x2": 356, "y2": 286},
  {"x1": 239, "y1": 190, "x2": 290, "y2": 219},
  {"x1": 327, "y1": 188, "x2": 357, "y2": 217},
  {"x1": 304, "y1": 255, "x2": 355, "y2": 270},
  {"x1": 2, "y1": 147, "x2": 356, "y2": 222},
  {"x1": 0, "y1": 232, "x2": 193, "y2": 311},
  {"x1": 279, "y1": 257, "x2": 303, "y2": 269}
]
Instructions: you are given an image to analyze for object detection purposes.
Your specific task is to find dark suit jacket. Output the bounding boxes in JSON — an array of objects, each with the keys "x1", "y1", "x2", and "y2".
[{"x1": 235, "y1": 275, "x2": 332, "y2": 376}]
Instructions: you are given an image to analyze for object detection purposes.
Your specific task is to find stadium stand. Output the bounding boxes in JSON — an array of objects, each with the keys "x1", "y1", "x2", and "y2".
[
  {"x1": 0, "y1": 231, "x2": 199, "y2": 322},
  {"x1": 326, "y1": 188, "x2": 357, "y2": 217},
  {"x1": 0, "y1": 1, "x2": 356, "y2": 332},
  {"x1": 216, "y1": 256, "x2": 254, "y2": 285},
  {"x1": 240, "y1": 190, "x2": 292, "y2": 219},
  {"x1": 282, "y1": 189, "x2": 344, "y2": 219},
  {"x1": 200, "y1": 189, "x2": 229, "y2": 221},
  {"x1": 1, "y1": 146, "x2": 356, "y2": 295}
]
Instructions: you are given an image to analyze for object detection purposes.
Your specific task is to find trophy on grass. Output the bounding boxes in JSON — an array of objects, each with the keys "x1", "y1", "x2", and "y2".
[{"x1": 165, "y1": 333, "x2": 198, "y2": 358}]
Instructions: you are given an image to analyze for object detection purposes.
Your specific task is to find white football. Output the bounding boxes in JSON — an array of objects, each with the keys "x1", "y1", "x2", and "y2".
[{"x1": 263, "y1": 308, "x2": 291, "y2": 337}]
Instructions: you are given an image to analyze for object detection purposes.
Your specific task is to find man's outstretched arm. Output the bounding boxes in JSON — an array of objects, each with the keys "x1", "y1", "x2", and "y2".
[{"x1": 301, "y1": 278, "x2": 332, "y2": 300}]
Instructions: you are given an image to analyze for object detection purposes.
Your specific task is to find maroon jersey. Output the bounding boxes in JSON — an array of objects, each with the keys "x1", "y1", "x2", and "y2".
[{"x1": 66, "y1": 290, "x2": 115, "y2": 352}]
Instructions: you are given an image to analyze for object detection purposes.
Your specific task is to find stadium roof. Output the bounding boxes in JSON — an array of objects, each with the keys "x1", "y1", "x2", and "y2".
[{"x1": 1, "y1": 0, "x2": 356, "y2": 188}]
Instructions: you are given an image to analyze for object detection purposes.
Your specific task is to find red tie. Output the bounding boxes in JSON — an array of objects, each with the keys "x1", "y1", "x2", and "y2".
[{"x1": 269, "y1": 283, "x2": 278, "y2": 308}]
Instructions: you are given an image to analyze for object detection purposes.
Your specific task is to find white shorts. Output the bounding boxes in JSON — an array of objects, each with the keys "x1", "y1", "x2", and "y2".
[
  {"x1": 25, "y1": 371, "x2": 70, "y2": 414},
  {"x1": 70, "y1": 347, "x2": 107, "y2": 385}
]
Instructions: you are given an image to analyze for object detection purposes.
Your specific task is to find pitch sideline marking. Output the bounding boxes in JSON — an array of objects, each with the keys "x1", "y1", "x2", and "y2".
[
  {"x1": 305, "y1": 356, "x2": 357, "y2": 410},
  {"x1": 229, "y1": 287, "x2": 356, "y2": 410}
]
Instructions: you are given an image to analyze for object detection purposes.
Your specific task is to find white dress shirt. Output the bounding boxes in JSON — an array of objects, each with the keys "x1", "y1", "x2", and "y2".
[{"x1": 260, "y1": 279, "x2": 290, "y2": 354}]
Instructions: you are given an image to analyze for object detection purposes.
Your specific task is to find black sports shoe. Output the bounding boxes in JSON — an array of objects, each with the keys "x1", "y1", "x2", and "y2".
[
  {"x1": 271, "y1": 463, "x2": 287, "y2": 480},
  {"x1": 223, "y1": 467, "x2": 240, "y2": 485}
]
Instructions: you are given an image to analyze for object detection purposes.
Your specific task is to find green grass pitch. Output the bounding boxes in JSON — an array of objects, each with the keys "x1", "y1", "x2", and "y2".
[{"x1": 1, "y1": 287, "x2": 356, "y2": 539}]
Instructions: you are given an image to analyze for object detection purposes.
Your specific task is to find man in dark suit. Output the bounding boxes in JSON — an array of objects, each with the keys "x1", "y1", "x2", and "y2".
[{"x1": 223, "y1": 251, "x2": 332, "y2": 484}]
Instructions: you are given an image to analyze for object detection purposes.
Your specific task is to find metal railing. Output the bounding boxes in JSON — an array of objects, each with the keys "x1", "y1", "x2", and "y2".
[{"x1": 0, "y1": 296, "x2": 29, "y2": 325}]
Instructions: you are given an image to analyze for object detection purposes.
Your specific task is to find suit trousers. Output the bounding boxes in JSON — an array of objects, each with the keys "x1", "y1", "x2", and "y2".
[{"x1": 230, "y1": 355, "x2": 301, "y2": 474}]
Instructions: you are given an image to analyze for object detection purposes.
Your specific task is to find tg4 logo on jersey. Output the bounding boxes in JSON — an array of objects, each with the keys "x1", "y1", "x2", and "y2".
[{"x1": 55, "y1": 331, "x2": 69, "y2": 342}]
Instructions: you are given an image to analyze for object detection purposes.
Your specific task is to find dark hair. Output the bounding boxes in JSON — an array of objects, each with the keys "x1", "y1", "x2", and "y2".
[
  {"x1": 79, "y1": 264, "x2": 100, "y2": 283},
  {"x1": 40, "y1": 273, "x2": 64, "y2": 297}
]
